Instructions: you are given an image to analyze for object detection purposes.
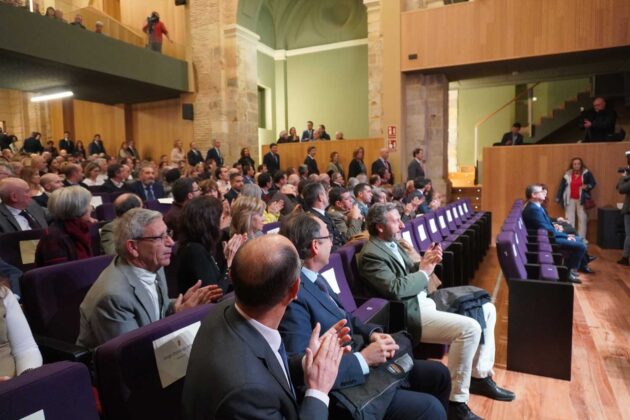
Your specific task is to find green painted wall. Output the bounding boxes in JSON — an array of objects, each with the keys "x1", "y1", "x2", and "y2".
[
  {"x1": 286, "y1": 45, "x2": 368, "y2": 139},
  {"x1": 532, "y1": 78, "x2": 590, "y2": 123},
  {"x1": 257, "y1": 51, "x2": 276, "y2": 145},
  {"x1": 457, "y1": 85, "x2": 515, "y2": 165}
]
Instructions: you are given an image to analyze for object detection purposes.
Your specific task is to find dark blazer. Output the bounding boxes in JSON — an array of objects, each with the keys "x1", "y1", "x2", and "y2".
[
  {"x1": 371, "y1": 158, "x2": 393, "y2": 183},
  {"x1": 280, "y1": 271, "x2": 377, "y2": 390},
  {"x1": 582, "y1": 108, "x2": 617, "y2": 142},
  {"x1": 307, "y1": 208, "x2": 343, "y2": 251},
  {"x1": 500, "y1": 132, "x2": 524, "y2": 145},
  {"x1": 183, "y1": 300, "x2": 328, "y2": 420},
  {"x1": 129, "y1": 181, "x2": 165, "y2": 201},
  {"x1": 407, "y1": 159, "x2": 425, "y2": 181},
  {"x1": 238, "y1": 156, "x2": 256, "y2": 169},
  {"x1": 348, "y1": 159, "x2": 367, "y2": 178},
  {"x1": 58, "y1": 139, "x2": 75, "y2": 154},
  {"x1": 87, "y1": 140, "x2": 106, "y2": 156},
  {"x1": 224, "y1": 188, "x2": 240, "y2": 204},
  {"x1": 304, "y1": 155, "x2": 319, "y2": 175},
  {"x1": 187, "y1": 149, "x2": 204, "y2": 166},
  {"x1": 205, "y1": 147, "x2": 224, "y2": 166},
  {"x1": 521, "y1": 202, "x2": 567, "y2": 239},
  {"x1": 101, "y1": 178, "x2": 129, "y2": 194},
  {"x1": 32, "y1": 194, "x2": 49, "y2": 208},
  {"x1": 175, "y1": 242, "x2": 229, "y2": 294},
  {"x1": 0, "y1": 202, "x2": 49, "y2": 233},
  {"x1": 23, "y1": 137, "x2": 43, "y2": 154},
  {"x1": 263, "y1": 151, "x2": 281, "y2": 174},
  {"x1": 301, "y1": 129, "x2": 314, "y2": 141}
]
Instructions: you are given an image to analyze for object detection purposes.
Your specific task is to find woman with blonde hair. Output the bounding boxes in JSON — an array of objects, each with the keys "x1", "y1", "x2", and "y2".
[
  {"x1": 229, "y1": 195, "x2": 266, "y2": 238},
  {"x1": 81, "y1": 161, "x2": 104, "y2": 186},
  {"x1": 170, "y1": 139, "x2": 185, "y2": 165},
  {"x1": 19, "y1": 166, "x2": 43, "y2": 198}
]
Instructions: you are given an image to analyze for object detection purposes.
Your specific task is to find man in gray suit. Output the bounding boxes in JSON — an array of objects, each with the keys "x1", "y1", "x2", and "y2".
[
  {"x1": 0, "y1": 178, "x2": 49, "y2": 233},
  {"x1": 77, "y1": 208, "x2": 222, "y2": 350},
  {"x1": 407, "y1": 147, "x2": 426, "y2": 181}
]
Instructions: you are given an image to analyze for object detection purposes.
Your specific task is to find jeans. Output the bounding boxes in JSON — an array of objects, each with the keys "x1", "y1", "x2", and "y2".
[{"x1": 565, "y1": 198, "x2": 588, "y2": 238}]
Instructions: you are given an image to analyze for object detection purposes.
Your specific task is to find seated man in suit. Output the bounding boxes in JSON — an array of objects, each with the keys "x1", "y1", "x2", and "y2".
[
  {"x1": 357, "y1": 203, "x2": 514, "y2": 420},
  {"x1": 183, "y1": 234, "x2": 348, "y2": 420},
  {"x1": 0, "y1": 178, "x2": 49, "y2": 233},
  {"x1": 224, "y1": 172, "x2": 243, "y2": 205},
  {"x1": 100, "y1": 193, "x2": 143, "y2": 255},
  {"x1": 33, "y1": 173, "x2": 63, "y2": 208},
  {"x1": 279, "y1": 213, "x2": 450, "y2": 419},
  {"x1": 302, "y1": 182, "x2": 344, "y2": 251},
  {"x1": 497, "y1": 123, "x2": 524, "y2": 146},
  {"x1": 102, "y1": 163, "x2": 129, "y2": 193},
  {"x1": 522, "y1": 184, "x2": 587, "y2": 283},
  {"x1": 301, "y1": 121, "x2": 315, "y2": 141},
  {"x1": 77, "y1": 208, "x2": 222, "y2": 350},
  {"x1": 62, "y1": 163, "x2": 84, "y2": 187},
  {"x1": 129, "y1": 165, "x2": 165, "y2": 201},
  {"x1": 326, "y1": 187, "x2": 363, "y2": 242},
  {"x1": 304, "y1": 146, "x2": 320, "y2": 175}
]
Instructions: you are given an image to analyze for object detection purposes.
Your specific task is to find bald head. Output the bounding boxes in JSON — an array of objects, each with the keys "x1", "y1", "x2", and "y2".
[
  {"x1": 0, "y1": 178, "x2": 32, "y2": 209},
  {"x1": 231, "y1": 235, "x2": 300, "y2": 311},
  {"x1": 40, "y1": 173, "x2": 63, "y2": 193},
  {"x1": 379, "y1": 148, "x2": 390, "y2": 159},
  {"x1": 113, "y1": 193, "x2": 143, "y2": 218},
  {"x1": 593, "y1": 97, "x2": 606, "y2": 112}
]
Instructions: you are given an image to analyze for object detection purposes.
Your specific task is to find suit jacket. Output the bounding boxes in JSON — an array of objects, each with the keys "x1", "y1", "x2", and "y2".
[
  {"x1": 76, "y1": 257, "x2": 172, "y2": 350},
  {"x1": 304, "y1": 155, "x2": 319, "y2": 175},
  {"x1": 326, "y1": 207, "x2": 362, "y2": 241},
  {"x1": 187, "y1": 149, "x2": 204, "y2": 166},
  {"x1": 23, "y1": 137, "x2": 43, "y2": 154},
  {"x1": 407, "y1": 159, "x2": 425, "y2": 181},
  {"x1": 521, "y1": 201, "x2": 566, "y2": 239},
  {"x1": 224, "y1": 188, "x2": 240, "y2": 204},
  {"x1": 205, "y1": 147, "x2": 224, "y2": 166},
  {"x1": 263, "y1": 151, "x2": 281, "y2": 174},
  {"x1": 371, "y1": 158, "x2": 394, "y2": 183},
  {"x1": 87, "y1": 140, "x2": 106, "y2": 156},
  {"x1": 280, "y1": 271, "x2": 377, "y2": 390},
  {"x1": 307, "y1": 208, "x2": 343, "y2": 251},
  {"x1": 100, "y1": 220, "x2": 115, "y2": 255},
  {"x1": 0, "y1": 202, "x2": 49, "y2": 233},
  {"x1": 129, "y1": 181, "x2": 165, "y2": 201},
  {"x1": 182, "y1": 300, "x2": 328, "y2": 420},
  {"x1": 348, "y1": 159, "x2": 367, "y2": 178},
  {"x1": 500, "y1": 132, "x2": 524, "y2": 145},
  {"x1": 301, "y1": 129, "x2": 314, "y2": 141},
  {"x1": 357, "y1": 238, "x2": 429, "y2": 342},
  {"x1": 32, "y1": 193, "x2": 49, "y2": 208},
  {"x1": 101, "y1": 178, "x2": 129, "y2": 194},
  {"x1": 58, "y1": 139, "x2": 75, "y2": 154},
  {"x1": 617, "y1": 173, "x2": 630, "y2": 215}
]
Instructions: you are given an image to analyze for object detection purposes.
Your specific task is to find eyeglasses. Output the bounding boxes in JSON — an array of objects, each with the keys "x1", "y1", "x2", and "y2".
[
  {"x1": 133, "y1": 230, "x2": 173, "y2": 243},
  {"x1": 313, "y1": 235, "x2": 332, "y2": 242}
]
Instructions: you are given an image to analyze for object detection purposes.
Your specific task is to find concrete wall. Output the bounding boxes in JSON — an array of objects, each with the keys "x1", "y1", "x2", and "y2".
[{"x1": 257, "y1": 51, "x2": 276, "y2": 145}]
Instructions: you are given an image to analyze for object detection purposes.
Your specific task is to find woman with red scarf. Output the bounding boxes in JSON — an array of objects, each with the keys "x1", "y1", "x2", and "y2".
[{"x1": 35, "y1": 186, "x2": 95, "y2": 267}]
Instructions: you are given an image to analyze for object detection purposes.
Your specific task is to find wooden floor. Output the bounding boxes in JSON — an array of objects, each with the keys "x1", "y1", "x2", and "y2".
[{"x1": 453, "y1": 245, "x2": 630, "y2": 420}]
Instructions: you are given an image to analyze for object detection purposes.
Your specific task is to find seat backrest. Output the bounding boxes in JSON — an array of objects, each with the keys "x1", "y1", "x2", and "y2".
[
  {"x1": 0, "y1": 228, "x2": 46, "y2": 272},
  {"x1": 262, "y1": 221, "x2": 280, "y2": 234},
  {"x1": 337, "y1": 241, "x2": 366, "y2": 296},
  {"x1": 145, "y1": 200, "x2": 171, "y2": 214},
  {"x1": 95, "y1": 304, "x2": 214, "y2": 420},
  {"x1": 95, "y1": 203, "x2": 116, "y2": 222},
  {"x1": 496, "y1": 231, "x2": 527, "y2": 280},
  {"x1": 320, "y1": 252, "x2": 357, "y2": 313},
  {"x1": 21, "y1": 255, "x2": 114, "y2": 342},
  {"x1": 0, "y1": 361, "x2": 98, "y2": 420},
  {"x1": 444, "y1": 205, "x2": 458, "y2": 231},
  {"x1": 434, "y1": 208, "x2": 451, "y2": 237},
  {"x1": 423, "y1": 212, "x2": 444, "y2": 243},
  {"x1": 401, "y1": 222, "x2": 420, "y2": 252},
  {"x1": 410, "y1": 216, "x2": 432, "y2": 252}
]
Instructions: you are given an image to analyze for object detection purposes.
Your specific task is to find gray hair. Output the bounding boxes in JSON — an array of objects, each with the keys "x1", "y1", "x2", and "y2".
[
  {"x1": 241, "y1": 183, "x2": 263, "y2": 199},
  {"x1": 366, "y1": 202, "x2": 398, "y2": 236},
  {"x1": 346, "y1": 177, "x2": 359, "y2": 191},
  {"x1": 48, "y1": 186, "x2": 92, "y2": 221},
  {"x1": 113, "y1": 208, "x2": 162, "y2": 258}
]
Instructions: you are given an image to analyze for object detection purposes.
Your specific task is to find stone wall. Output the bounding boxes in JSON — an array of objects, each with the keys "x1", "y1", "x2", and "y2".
[
  {"x1": 0, "y1": 89, "x2": 51, "y2": 146},
  {"x1": 365, "y1": 0, "x2": 383, "y2": 138}
]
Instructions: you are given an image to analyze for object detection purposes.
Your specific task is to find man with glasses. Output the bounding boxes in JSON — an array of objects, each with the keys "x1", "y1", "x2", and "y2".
[
  {"x1": 327, "y1": 187, "x2": 363, "y2": 242},
  {"x1": 77, "y1": 208, "x2": 222, "y2": 350},
  {"x1": 522, "y1": 184, "x2": 586, "y2": 283}
]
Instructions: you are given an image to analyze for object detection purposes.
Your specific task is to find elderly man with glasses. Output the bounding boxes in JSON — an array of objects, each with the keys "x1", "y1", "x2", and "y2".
[{"x1": 77, "y1": 208, "x2": 222, "y2": 350}]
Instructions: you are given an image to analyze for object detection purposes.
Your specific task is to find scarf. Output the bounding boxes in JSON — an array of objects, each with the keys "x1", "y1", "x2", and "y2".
[{"x1": 63, "y1": 219, "x2": 92, "y2": 259}]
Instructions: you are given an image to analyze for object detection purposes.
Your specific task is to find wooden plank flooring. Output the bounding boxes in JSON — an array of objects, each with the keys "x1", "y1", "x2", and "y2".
[{"x1": 449, "y1": 245, "x2": 630, "y2": 420}]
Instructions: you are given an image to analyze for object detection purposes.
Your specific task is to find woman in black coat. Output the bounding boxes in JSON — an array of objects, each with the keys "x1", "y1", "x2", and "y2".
[
  {"x1": 348, "y1": 146, "x2": 368, "y2": 178},
  {"x1": 237, "y1": 147, "x2": 256, "y2": 169}
]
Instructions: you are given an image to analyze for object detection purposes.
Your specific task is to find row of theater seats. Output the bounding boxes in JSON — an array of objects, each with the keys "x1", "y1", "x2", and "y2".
[
  {"x1": 495, "y1": 199, "x2": 574, "y2": 381},
  {"x1": 0, "y1": 198, "x2": 489, "y2": 419}
]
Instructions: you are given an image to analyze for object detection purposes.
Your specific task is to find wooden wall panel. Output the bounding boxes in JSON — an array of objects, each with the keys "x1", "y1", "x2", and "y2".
[
  {"x1": 72, "y1": 99, "x2": 125, "y2": 155},
  {"x1": 48, "y1": 100, "x2": 65, "y2": 143},
  {"x1": 131, "y1": 98, "x2": 192, "y2": 162},
  {"x1": 402, "y1": 0, "x2": 630, "y2": 71},
  {"x1": 262, "y1": 138, "x2": 386, "y2": 175},
  {"x1": 481, "y1": 142, "x2": 630, "y2": 241}
]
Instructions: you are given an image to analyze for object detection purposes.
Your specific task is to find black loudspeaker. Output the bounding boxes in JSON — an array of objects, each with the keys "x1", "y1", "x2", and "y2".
[
  {"x1": 175, "y1": 0, "x2": 186, "y2": 5},
  {"x1": 182, "y1": 104, "x2": 194, "y2": 120}
]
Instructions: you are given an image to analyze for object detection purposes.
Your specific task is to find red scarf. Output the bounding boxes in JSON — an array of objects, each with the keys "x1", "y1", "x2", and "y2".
[{"x1": 63, "y1": 219, "x2": 92, "y2": 259}]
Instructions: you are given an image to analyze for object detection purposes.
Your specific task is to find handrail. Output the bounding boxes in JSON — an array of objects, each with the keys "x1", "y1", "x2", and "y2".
[{"x1": 473, "y1": 81, "x2": 540, "y2": 163}]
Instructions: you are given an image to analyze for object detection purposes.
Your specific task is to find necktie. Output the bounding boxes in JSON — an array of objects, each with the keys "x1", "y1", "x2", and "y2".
[
  {"x1": 277, "y1": 342, "x2": 295, "y2": 397},
  {"x1": 20, "y1": 210, "x2": 41, "y2": 230},
  {"x1": 146, "y1": 185, "x2": 155, "y2": 201},
  {"x1": 314, "y1": 275, "x2": 345, "y2": 316}
]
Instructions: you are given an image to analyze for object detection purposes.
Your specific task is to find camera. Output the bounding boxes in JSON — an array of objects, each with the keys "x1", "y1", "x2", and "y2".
[{"x1": 618, "y1": 167, "x2": 630, "y2": 174}]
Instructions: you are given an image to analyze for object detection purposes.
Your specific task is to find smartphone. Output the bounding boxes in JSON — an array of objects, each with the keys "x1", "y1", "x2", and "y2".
[{"x1": 431, "y1": 242, "x2": 439, "y2": 249}]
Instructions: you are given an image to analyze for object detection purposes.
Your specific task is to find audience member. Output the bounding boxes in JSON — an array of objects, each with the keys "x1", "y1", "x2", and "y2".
[
  {"x1": 0, "y1": 178, "x2": 49, "y2": 233},
  {"x1": 88, "y1": 134, "x2": 107, "y2": 156},
  {"x1": 348, "y1": 146, "x2": 367, "y2": 178},
  {"x1": 143, "y1": 11, "x2": 171, "y2": 53},
  {"x1": 130, "y1": 165, "x2": 165, "y2": 201},
  {"x1": 187, "y1": 142, "x2": 204, "y2": 167},
  {"x1": 555, "y1": 157, "x2": 596, "y2": 239},
  {"x1": 302, "y1": 182, "x2": 344, "y2": 250},
  {"x1": 335, "y1": 131, "x2": 344, "y2": 140},
  {"x1": 327, "y1": 187, "x2": 363, "y2": 242},
  {"x1": 214, "y1": 166, "x2": 230, "y2": 196},
  {"x1": 23, "y1": 132, "x2": 43, "y2": 154},
  {"x1": 35, "y1": 186, "x2": 93, "y2": 267},
  {"x1": 357, "y1": 203, "x2": 514, "y2": 419},
  {"x1": 182, "y1": 234, "x2": 347, "y2": 419},
  {"x1": 164, "y1": 178, "x2": 200, "y2": 240},
  {"x1": 301, "y1": 120, "x2": 315, "y2": 141},
  {"x1": 326, "y1": 151, "x2": 345, "y2": 179},
  {"x1": 371, "y1": 148, "x2": 394, "y2": 184},
  {"x1": 353, "y1": 183, "x2": 372, "y2": 219},
  {"x1": 581, "y1": 97, "x2": 616, "y2": 142},
  {"x1": 170, "y1": 139, "x2": 185, "y2": 165},
  {"x1": 206, "y1": 139, "x2": 224, "y2": 166},
  {"x1": 75, "y1": 140, "x2": 87, "y2": 159},
  {"x1": 497, "y1": 123, "x2": 523, "y2": 146},
  {"x1": 287, "y1": 127, "x2": 300, "y2": 142},
  {"x1": 230, "y1": 196, "x2": 266, "y2": 239},
  {"x1": 407, "y1": 147, "x2": 426, "y2": 181},
  {"x1": 81, "y1": 162, "x2": 104, "y2": 187},
  {"x1": 34, "y1": 173, "x2": 63, "y2": 207},
  {"x1": 102, "y1": 163, "x2": 129, "y2": 193},
  {"x1": 304, "y1": 146, "x2": 319, "y2": 175},
  {"x1": 58, "y1": 131, "x2": 75, "y2": 155},
  {"x1": 20, "y1": 166, "x2": 42, "y2": 199},
  {"x1": 70, "y1": 14, "x2": 86, "y2": 29},
  {"x1": 318, "y1": 124, "x2": 331, "y2": 140},
  {"x1": 77, "y1": 208, "x2": 222, "y2": 350},
  {"x1": 62, "y1": 163, "x2": 84, "y2": 187},
  {"x1": 100, "y1": 193, "x2": 143, "y2": 255},
  {"x1": 263, "y1": 143, "x2": 281, "y2": 174},
  {"x1": 330, "y1": 172, "x2": 344, "y2": 189},
  {"x1": 279, "y1": 213, "x2": 450, "y2": 419},
  {"x1": 257, "y1": 172, "x2": 273, "y2": 202},
  {"x1": 617, "y1": 151, "x2": 630, "y2": 266},
  {"x1": 43, "y1": 140, "x2": 58, "y2": 156},
  {"x1": 277, "y1": 130, "x2": 290, "y2": 144}
]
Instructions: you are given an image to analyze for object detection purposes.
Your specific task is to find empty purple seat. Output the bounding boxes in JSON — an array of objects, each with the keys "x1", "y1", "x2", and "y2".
[
  {"x1": 262, "y1": 221, "x2": 280, "y2": 234},
  {"x1": 496, "y1": 231, "x2": 559, "y2": 281},
  {"x1": 0, "y1": 228, "x2": 46, "y2": 272},
  {"x1": 95, "y1": 203, "x2": 116, "y2": 222},
  {"x1": 337, "y1": 241, "x2": 367, "y2": 297},
  {"x1": 145, "y1": 200, "x2": 172, "y2": 214},
  {"x1": 95, "y1": 304, "x2": 214, "y2": 420},
  {"x1": 0, "y1": 361, "x2": 98, "y2": 420},
  {"x1": 401, "y1": 222, "x2": 420, "y2": 252}
]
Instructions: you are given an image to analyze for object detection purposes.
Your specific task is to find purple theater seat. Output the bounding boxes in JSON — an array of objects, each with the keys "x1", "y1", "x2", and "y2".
[
  {"x1": 540, "y1": 264, "x2": 559, "y2": 281},
  {"x1": 95, "y1": 203, "x2": 116, "y2": 222},
  {"x1": 401, "y1": 222, "x2": 421, "y2": 252},
  {"x1": 496, "y1": 231, "x2": 529, "y2": 280},
  {"x1": 20, "y1": 255, "x2": 114, "y2": 342},
  {"x1": 0, "y1": 228, "x2": 46, "y2": 272},
  {"x1": 337, "y1": 241, "x2": 367, "y2": 297},
  {"x1": 95, "y1": 304, "x2": 214, "y2": 420},
  {"x1": 410, "y1": 217, "x2": 433, "y2": 252},
  {"x1": 262, "y1": 221, "x2": 280, "y2": 234},
  {"x1": 0, "y1": 361, "x2": 98, "y2": 420},
  {"x1": 145, "y1": 200, "x2": 172, "y2": 214}
]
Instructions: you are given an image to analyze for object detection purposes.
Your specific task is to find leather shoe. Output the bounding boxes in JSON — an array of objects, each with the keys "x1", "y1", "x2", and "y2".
[
  {"x1": 579, "y1": 267, "x2": 594, "y2": 274},
  {"x1": 469, "y1": 377, "x2": 516, "y2": 402},
  {"x1": 448, "y1": 402, "x2": 483, "y2": 420},
  {"x1": 617, "y1": 257, "x2": 630, "y2": 266},
  {"x1": 588, "y1": 255, "x2": 597, "y2": 262}
]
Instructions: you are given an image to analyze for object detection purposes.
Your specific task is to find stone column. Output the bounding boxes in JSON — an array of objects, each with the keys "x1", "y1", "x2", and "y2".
[
  {"x1": 364, "y1": 0, "x2": 383, "y2": 138},
  {"x1": 404, "y1": 73, "x2": 449, "y2": 193},
  {"x1": 189, "y1": 0, "x2": 260, "y2": 166}
]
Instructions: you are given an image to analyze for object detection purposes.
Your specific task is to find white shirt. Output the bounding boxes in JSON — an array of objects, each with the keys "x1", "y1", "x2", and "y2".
[
  {"x1": 129, "y1": 265, "x2": 160, "y2": 320},
  {"x1": 2, "y1": 289, "x2": 43, "y2": 375},
  {"x1": 301, "y1": 267, "x2": 370, "y2": 375},
  {"x1": 5, "y1": 205, "x2": 31, "y2": 231},
  {"x1": 234, "y1": 303, "x2": 329, "y2": 406},
  {"x1": 310, "y1": 207, "x2": 325, "y2": 217}
]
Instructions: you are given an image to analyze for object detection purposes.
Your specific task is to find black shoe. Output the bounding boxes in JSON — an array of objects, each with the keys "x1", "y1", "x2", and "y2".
[
  {"x1": 448, "y1": 402, "x2": 483, "y2": 420},
  {"x1": 568, "y1": 273, "x2": 582, "y2": 284},
  {"x1": 469, "y1": 377, "x2": 516, "y2": 402},
  {"x1": 588, "y1": 255, "x2": 597, "y2": 262},
  {"x1": 617, "y1": 257, "x2": 630, "y2": 266},
  {"x1": 579, "y1": 267, "x2": 594, "y2": 274}
]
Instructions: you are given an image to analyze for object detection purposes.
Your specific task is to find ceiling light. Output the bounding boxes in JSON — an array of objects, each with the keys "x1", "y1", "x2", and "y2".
[{"x1": 31, "y1": 91, "x2": 74, "y2": 102}]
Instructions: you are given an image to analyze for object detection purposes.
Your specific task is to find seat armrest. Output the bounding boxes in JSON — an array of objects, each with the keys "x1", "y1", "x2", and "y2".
[
  {"x1": 524, "y1": 263, "x2": 541, "y2": 279},
  {"x1": 34, "y1": 335, "x2": 92, "y2": 365}
]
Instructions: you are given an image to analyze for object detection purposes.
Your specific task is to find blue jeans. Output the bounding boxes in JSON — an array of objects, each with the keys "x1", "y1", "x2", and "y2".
[{"x1": 556, "y1": 236, "x2": 587, "y2": 270}]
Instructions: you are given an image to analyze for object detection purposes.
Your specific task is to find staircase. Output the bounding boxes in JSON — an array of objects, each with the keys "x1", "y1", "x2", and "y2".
[{"x1": 529, "y1": 90, "x2": 593, "y2": 144}]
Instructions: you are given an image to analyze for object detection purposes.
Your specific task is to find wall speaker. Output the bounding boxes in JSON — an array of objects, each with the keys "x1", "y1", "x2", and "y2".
[
  {"x1": 182, "y1": 104, "x2": 194, "y2": 120},
  {"x1": 175, "y1": 0, "x2": 187, "y2": 5}
]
